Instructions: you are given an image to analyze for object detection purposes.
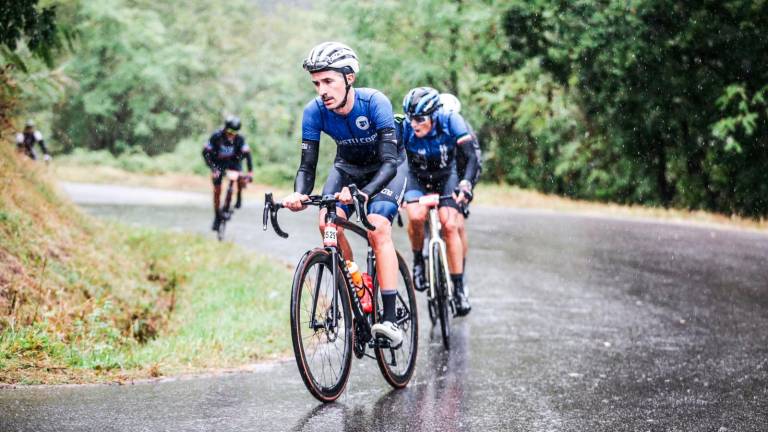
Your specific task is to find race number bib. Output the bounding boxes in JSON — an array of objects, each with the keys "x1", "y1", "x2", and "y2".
[{"x1": 323, "y1": 223, "x2": 338, "y2": 247}]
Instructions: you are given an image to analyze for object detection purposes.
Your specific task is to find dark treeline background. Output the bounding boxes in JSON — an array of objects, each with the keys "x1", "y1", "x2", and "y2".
[{"x1": 2, "y1": 0, "x2": 767, "y2": 217}]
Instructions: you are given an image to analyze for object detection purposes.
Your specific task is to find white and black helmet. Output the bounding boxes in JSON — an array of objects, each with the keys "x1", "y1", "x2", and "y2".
[
  {"x1": 302, "y1": 41, "x2": 360, "y2": 75},
  {"x1": 439, "y1": 93, "x2": 462, "y2": 113}
]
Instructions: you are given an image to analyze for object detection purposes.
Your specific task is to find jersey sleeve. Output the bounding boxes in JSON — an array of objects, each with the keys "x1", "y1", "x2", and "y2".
[
  {"x1": 447, "y1": 112, "x2": 470, "y2": 141},
  {"x1": 15, "y1": 133, "x2": 23, "y2": 144},
  {"x1": 33, "y1": 131, "x2": 44, "y2": 141},
  {"x1": 369, "y1": 91, "x2": 395, "y2": 131},
  {"x1": 301, "y1": 99, "x2": 323, "y2": 142}
]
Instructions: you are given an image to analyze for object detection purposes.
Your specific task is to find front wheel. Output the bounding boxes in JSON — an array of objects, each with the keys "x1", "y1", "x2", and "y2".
[
  {"x1": 374, "y1": 251, "x2": 418, "y2": 388},
  {"x1": 290, "y1": 248, "x2": 353, "y2": 402},
  {"x1": 433, "y1": 243, "x2": 451, "y2": 350}
]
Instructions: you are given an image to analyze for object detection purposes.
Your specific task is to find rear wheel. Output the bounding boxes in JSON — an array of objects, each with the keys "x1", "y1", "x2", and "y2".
[
  {"x1": 216, "y1": 217, "x2": 226, "y2": 241},
  {"x1": 374, "y1": 251, "x2": 418, "y2": 388},
  {"x1": 433, "y1": 243, "x2": 451, "y2": 350},
  {"x1": 290, "y1": 248, "x2": 353, "y2": 402}
]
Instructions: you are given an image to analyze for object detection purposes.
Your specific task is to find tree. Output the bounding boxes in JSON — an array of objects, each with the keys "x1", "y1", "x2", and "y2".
[{"x1": 502, "y1": 0, "x2": 768, "y2": 216}]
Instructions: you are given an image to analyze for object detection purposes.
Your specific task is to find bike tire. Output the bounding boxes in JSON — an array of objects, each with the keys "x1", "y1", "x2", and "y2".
[
  {"x1": 290, "y1": 248, "x2": 353, "y2": 403},
  {"x1": 433, "y1": 243, "x2": 451, "y2": 350},
  {"x1": 216, "y1": 219, "x2": 226, "y2": 241},
  {"x1": 374, "y1": 251, "x2": 419, "y2": 389}
]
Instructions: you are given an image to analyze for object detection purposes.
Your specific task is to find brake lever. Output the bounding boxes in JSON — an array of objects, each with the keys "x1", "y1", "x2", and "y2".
[
  {"x1": 263, "y1": 192, "x2": 289, "y2": 238},
  {"x1": 348, "y1": 184, "x2": 376, "y2": 231},
  {"x1": 262, "y1": 193, "x2": 272, "y2": 231}
]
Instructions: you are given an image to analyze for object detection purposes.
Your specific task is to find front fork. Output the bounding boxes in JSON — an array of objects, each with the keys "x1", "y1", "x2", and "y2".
[{"x1": 426, "y1": 208, "x2": 453, "y2": 302}]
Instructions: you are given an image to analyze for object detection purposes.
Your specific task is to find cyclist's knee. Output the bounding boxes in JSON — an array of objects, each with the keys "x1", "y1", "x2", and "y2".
[
  {"x1": 441, "y1": 211, "x2": 460, "y2": 234},
  {"x1": 406, "y1": 205, "x2": 427, "y2": 223},
  {"x1": 367, "y1": 215, "x2": 392, "y2": 248}
]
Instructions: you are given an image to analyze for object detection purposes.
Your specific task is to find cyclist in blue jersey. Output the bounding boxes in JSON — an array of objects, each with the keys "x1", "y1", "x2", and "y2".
[
  {"x1": 202, "y1": 115, "x2": 253, "y2": 231},
  {"x1": 281, "y1": 42, "x2": 408, "y2": 347},
  {"x1": 440, "y1": 93, "x2": 483, "y2": 294},
  {"x1": 400, "y1": 87, "x2": 479, "y2": 316}
]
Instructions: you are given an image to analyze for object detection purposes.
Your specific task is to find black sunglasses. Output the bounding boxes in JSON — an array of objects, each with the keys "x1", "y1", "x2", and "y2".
[{"x1": 410, "y1": 115, "x2": 430, "y2": 124}]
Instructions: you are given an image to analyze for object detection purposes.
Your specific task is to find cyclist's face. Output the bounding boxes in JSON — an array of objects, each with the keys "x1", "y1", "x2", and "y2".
[
  {"x1": 310, "y1": 70, "x2": 354, "y2": 109},
  {"x1": 411, "y1": 116, "x2": 433, "y2": 138}
]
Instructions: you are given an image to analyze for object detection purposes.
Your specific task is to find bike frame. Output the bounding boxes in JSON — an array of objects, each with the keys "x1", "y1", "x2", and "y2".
[
  {"x1": 310, "y1": 201, "x2": 376, "y2": 346},
  {"x1": 413, "y1": 194, "x2": 454, "y2": 304},
  {"x1": 425, "y1": 204, "x2": 454, "y2": 303},
  {"x1": 263, "y1": 187, "x2": 406, "y2": 355}
]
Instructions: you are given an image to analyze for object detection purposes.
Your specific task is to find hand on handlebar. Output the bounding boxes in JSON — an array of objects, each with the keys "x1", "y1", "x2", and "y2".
[
  {"x1": 334, "y1": 187, "x2": 354, "y2": 205},
  {"x1": 335, "y1": 187, "x2": 369, "y2": 206},
  {"x1": 211, "y1": 169, "x2": 221, "y2": 179},
  {"x1": 454, "y1": 180, "x2": 473, "y2": 205},
  {"x1": 282, "y1": 192, "x2": 309, "y2": 212}
]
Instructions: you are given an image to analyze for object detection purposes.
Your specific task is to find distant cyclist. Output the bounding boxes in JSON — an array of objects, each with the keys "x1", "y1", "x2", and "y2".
[
  {"x1": 202, "y1": 115, "x2": 253, "y2": 231},
  {"x1": 400, "y1": 87, "x2": 479, "y2": 316},
  {"x1": 440, "y1": 93, "x2": 482, "y2": 291},
  {"x1": 15, "y1": 120, "x2": 51, "y2": 162},
  {"x1": 281, "y1": 41, "x2": 408, "y2": 347}
]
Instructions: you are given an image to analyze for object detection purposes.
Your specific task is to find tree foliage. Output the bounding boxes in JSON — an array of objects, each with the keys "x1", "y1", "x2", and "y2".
[
  {"x1": 339, "y1": 0, "x2": 768, "y2": 217},
  {"x1": 0, "y1": 0, "x2": 58, "y2": 69},
  {"x1": 6, "y1": 0, "x2": 768, "y2": 217}
]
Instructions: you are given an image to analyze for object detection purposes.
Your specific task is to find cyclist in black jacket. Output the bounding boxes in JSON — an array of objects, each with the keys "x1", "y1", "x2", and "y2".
[
  {"x1": 202, "y1": 116, "x2": 253, "y2": 231},
  {"x1": 15, "y1": 120, "x2": 51, "y2": 162},
  {"x1": 440, "y1": 93, "x2": 483, "y2": 294}
]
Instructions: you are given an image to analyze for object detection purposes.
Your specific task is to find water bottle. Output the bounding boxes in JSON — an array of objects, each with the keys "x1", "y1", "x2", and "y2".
[
  {"x1": 361, "y1": 273, "x2": 373, "y2": 314},
  {"x1": 346, "y1": 260, "x2": 363, "y2": 288},
  {"x1": 347, "y1": 261, "x2": 372, "y2": 313}
]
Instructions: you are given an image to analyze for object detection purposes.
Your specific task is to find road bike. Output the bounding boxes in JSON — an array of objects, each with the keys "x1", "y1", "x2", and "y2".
[
  {"x1": 263, "y1": 185, "x2": 418, "y2": 402},
  {"x1": 404, "y1": 193, "x2": 457, "y2": 350},
  {"x1": 215, "y1": 170, "x2": 250, "y2": 241}
]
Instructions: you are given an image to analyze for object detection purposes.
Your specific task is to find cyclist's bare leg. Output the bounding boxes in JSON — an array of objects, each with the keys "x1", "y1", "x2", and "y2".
[
  {"x1": 438, "y1": 206, "x2": 463, "y2": 274},
  {"x1": 213, "y1": 184, "x2": 222, "y2": 216},
  {"x1": 318, "y1": 208, "x2": 353, "y2": 261},
  {"x1": 457, "y1": 212, "x2": 469, "y2": 258},
  {"x1": 236, "y1": 175, "x2": 247, "y2": 208},
  {"x1": 405, "y1": 203, "x2": 428, "y2": 251},
  {"x1": 366, "y1": 214, "x2": 397, "y2": 292}
]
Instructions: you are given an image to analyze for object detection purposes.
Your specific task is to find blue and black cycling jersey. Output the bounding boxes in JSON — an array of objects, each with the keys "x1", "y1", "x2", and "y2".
[
  {"x1": 400, "y1": 109, "x2": 479, "y2": 183},
  {"x1": 295, "y1": 87, "x2": 402, "y2": 198},
  {"x1": 202, "y1": 130, "x2": 253, "y2": 172}
]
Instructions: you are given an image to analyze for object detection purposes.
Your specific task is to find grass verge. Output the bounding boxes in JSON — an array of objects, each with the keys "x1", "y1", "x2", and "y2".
[{"x1": 1, "y1": 144, "x2": 292, "y2": 385}]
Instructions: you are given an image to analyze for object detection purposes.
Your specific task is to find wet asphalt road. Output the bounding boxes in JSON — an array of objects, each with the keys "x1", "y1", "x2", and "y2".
[{"x1": 1, "y1": 183, "x2": 767, "y2": 431}]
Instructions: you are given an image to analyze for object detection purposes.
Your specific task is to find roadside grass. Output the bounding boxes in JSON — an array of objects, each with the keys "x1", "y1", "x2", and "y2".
[
  {"x1": 475, "y1": 183, "x2": 768, "y2": 232},
  {"x1": 0, "y1": 223, "x2": 293, "y2": 385},
  {"x1": 124, "y1": 231, "x2": 292, "y2": 375},
  {"x1": 1, "y1": 143, "x2": 292, "y2": 385}
]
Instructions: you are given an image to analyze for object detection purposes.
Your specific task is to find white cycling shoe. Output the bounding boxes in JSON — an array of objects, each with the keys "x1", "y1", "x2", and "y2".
[{"x1": 371, "y1": 321, "x2": 403, "y2": 348}]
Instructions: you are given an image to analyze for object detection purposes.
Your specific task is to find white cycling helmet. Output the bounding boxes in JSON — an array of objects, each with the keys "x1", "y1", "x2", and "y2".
[
  {"x1": 303, "y1": 41, "x2": 360, "y2": 75},
  {"x1": 439, "y1": 93, "x2": 461, "y2": 113}
]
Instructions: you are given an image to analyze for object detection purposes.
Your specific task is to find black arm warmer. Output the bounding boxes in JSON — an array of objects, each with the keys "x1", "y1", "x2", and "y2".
[
  {"x1": 294, "y1": 140, "x2": 319, "y2": 194},
  {"x1": 243, "y1": 151, "x2": 253, "y2": 172},
  {"x1": 361, "y1": 128, "x2": 398, "y2": 197},
  {"x1": 202, "y1": 147, "x2": 215, "y2": 170},
  {"x1": 38, "y1": 140, "x2": 49, "y2": 156},
  {"x1": 458, "y1": 135, "x2": 479, "y2": 184}
]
